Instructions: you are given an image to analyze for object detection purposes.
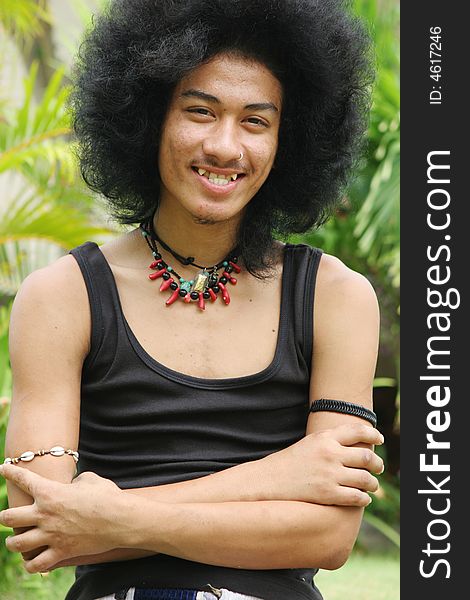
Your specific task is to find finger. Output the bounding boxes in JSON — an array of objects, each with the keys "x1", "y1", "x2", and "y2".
[
  {"x1": 333, "y1": 423, "x2": 384, "y2": 447},
  {"x1": 341, "y1": 446, "x2": 384, "y2": 474},
  {"x1": 339, "y1": 466, "x2": 380, "y2": 493},
  {"x1": 0, "y1": 464, "x2": 43, "y2": 496},
  {"x1": 6, "y1": 529, "x2": 48, "y2": 554},
  {"x1": 330, "y1": 485, "x2": 373, "y2": 508},
  {"x1": 0, "y1": 504, "x2": 39, "y2": 529},
  {"x1": 24, "y1": 548, "x2": 60, "y2": 574},
  {"x1": 22, "y1": 547, "x2": 45, "y2": 562}
]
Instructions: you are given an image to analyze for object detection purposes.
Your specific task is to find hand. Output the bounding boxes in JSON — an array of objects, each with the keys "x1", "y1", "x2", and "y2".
[
  {"x1": 0, "y1": 466, "x2": 125, "y2": 573},
  {"x1": 258, "y1": 423, "x2": 384, "y2": 507}
]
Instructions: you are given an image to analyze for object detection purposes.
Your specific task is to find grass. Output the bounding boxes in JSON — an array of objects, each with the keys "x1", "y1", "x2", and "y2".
[
  {"x1": 315, "y1": 551, "x2": 400, "y2": 600},
  {"x1": 0, "y1": 552, "x2": 399, "y2": 600},
  {"x1": 0, "y1": 565, "x2": 75, "y2": 600}
]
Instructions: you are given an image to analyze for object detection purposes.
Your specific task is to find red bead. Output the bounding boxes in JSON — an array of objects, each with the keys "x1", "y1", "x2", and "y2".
[
  {"x1": 229, "y1": 261, "x2": 241, "y2": 273},
  {"x1": 160, "y1": 277, "x2": 174, "y2": 291},
  {"x1": 166, "y1": 288, "x2": 180, "y2": 305},
  {"x1": 149, "y1": 268, "x2": 166, "y2": 280},
  {"x1": 223, "y1": 272, "x2": 237, "y2": 285},
  {"x1": 184, "y1": 293, "x2": 191, "y2": 303},
  {"x1": 149, "y1": 260, "x2": 160, "y2": 269},
  {"x1": 198, "y1": 292, "x2": 205, "y2": 311},
  {"x1": 208, "y1": 288, "x2": 217, "y2": 302},
  {"x1": 218, "y1": 282, "x2": 230, "y2": 305}
]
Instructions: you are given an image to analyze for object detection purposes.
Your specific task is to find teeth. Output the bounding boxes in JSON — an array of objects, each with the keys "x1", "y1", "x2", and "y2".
[
  {"x1": 196, "y1": 168, "x2": 239, "y2": 184},
  {"x1": 208, "y1": 172, "x2": 223, "y2": 180}
]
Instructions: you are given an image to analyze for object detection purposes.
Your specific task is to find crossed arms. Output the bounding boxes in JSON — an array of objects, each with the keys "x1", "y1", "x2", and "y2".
[{"x1": 1, "y1": 252, "x2": 383, "y2": 573}]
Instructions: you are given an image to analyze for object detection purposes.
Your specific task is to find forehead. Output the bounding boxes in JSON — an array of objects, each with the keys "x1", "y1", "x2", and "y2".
[{"x1": 174, "y1": 53, "x2": 283, "y2": 109}]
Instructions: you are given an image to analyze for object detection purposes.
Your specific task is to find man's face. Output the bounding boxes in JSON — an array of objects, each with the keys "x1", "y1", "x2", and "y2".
[{"x1": 158, "y1": 53, "x2": 282, "y2": 225}]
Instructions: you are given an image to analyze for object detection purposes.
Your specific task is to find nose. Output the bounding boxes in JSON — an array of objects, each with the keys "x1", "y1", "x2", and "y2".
[{"x1": 202, "y1": 118, "x2": 243, "y2": 165}]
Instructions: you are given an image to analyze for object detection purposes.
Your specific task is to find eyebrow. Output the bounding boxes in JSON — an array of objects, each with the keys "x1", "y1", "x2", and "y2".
[{"x1": 181, "y1": 89, "x2": 279, "y2": 113}]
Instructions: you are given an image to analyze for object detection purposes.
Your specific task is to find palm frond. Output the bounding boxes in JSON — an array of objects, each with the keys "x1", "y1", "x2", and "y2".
[
  {"x1": 0, "y1": 0, "x2": 51, "y2": 45},
  {"x1": 0, "y1": 182, "x2": 114, "y2": 296},
  {"x1": 0, "y1": 63, "x2": 71, "y2": 160}
]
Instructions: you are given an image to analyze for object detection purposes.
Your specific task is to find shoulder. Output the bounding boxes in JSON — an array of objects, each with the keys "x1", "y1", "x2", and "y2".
[
  {"x1": 309, "y1": 253, "x2": 380, "y2": 403},
  {"x1": 10, "y1": 253, "x2": 90, "y2": 360},
  {"x1": 317, "y1": 252, "x2": 378, "y2": 309},
  {"x1": 314, "y1": 252, "x2": 379, "y2": 335},
  {"x1": 13, "y1": 253, "x2": 88, "y2": 312}
]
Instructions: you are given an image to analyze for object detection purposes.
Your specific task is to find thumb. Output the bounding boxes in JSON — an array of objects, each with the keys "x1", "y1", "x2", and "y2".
[{"x1": 0, "y1": 464, "x2": 44, "y2": 497}]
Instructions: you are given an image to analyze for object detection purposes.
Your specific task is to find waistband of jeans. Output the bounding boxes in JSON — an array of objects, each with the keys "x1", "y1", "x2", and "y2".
[
  {"x1": 112, "y1": 586, "x2": 260, "y2": 600},
  {"x1": 132, "y1": 589, "x2": 199, "y2": 600}
]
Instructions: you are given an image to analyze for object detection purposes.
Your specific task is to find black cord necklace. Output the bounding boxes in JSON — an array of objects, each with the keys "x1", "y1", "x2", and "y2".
[{"x1": 139, "y1": 220, "x2": 241, "y2": 310}]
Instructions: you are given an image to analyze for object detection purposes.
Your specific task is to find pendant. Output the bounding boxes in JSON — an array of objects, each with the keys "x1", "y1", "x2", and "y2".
[{"x1": 191, "y1": 270, "x2": 210, "y2": 293}]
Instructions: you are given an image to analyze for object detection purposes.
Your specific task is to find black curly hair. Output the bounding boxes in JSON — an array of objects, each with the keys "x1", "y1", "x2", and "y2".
[{"x1": 70, "y1": 0, "x2": 374, "y2": 275}]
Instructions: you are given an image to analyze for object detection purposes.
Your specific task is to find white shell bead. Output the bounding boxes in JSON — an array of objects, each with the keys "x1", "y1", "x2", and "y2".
[
  {"x1": 4, "y1": 458, "x2": 12, "y2": 464},
  {"x1": 50, "y1": 446, "x2": 65, "y2": 456},
  {"x1": 20, "y1": 451, "x2": 35, "y2": 462}
]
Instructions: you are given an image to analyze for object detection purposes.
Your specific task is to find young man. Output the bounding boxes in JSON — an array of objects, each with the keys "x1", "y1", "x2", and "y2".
[{"x1": 1, "y1": 1, "x2": 384, "y2": 599}]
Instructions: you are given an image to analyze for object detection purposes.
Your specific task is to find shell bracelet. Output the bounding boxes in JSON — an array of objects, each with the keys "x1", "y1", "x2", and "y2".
[{"x1": 3, "y1": 446, "x2": 79, "y2": 465}]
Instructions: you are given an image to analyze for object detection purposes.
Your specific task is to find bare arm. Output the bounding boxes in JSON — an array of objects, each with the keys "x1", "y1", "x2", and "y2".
[{"x1": 4, "y1": 257, "x2": 99, "y2": 555}]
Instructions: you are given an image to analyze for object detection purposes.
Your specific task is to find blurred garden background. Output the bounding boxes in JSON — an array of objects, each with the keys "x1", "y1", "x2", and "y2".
[{"x1": 0, "y1": 0, "x2": 400, "y2": 598}]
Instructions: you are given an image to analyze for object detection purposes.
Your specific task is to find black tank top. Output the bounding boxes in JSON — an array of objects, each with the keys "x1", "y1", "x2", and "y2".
[{"x1": 65, "y1": 241, "x2": 324, "y2": 600}]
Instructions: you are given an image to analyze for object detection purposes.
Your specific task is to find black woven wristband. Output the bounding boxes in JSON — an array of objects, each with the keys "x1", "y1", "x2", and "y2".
[{"x1": 310, "y1": 398, "x2": 377, "y2": 427}]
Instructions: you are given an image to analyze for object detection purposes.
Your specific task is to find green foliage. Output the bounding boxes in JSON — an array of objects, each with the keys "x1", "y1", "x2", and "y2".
[
  {"x1": 0, "y1": 561, "x2": 76, "y2": 600},
  {"x1": 0, "y1": 62, "x2": 115, "y2": 297},
  {"x1": 0, "y1": 0, "x2": 51, "y2": 47},
  {"x1": 0, "y1": 62, "x2": 71, "y2": 179},
  {"x1": 364, "y1": 476, "x2": 400, "y2": 548}
]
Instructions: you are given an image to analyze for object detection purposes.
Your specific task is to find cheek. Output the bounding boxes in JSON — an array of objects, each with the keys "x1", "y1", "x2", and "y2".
[
  {"x1": 252, "y1": 138, "x2": 278, "y2": 178},
  {"x1": 159, "y1": 115, "x2": 196, "y2": 162}
]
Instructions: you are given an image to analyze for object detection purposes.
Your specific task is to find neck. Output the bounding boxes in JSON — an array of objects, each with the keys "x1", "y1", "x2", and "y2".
[{"x1": 152, "y1": 201, "x2": 241, "y2": 267}]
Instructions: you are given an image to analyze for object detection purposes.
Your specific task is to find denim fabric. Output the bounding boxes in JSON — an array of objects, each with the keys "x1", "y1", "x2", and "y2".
[{"x1": 95, "y1": 587, "x2": 263, "y2": 600}]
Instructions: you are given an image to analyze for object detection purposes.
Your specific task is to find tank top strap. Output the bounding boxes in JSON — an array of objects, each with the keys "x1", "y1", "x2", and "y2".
[
  {"x1": 69, "y1": 241, "x2": 123, "y2": 372},
  {"x1": 284, "y1": 243, "x2": 323, "y2": 374}
]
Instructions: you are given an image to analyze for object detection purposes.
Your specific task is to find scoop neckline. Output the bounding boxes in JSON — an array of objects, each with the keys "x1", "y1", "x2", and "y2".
[{"x1": 92, "y1": 242, "x2": 292, "y2": 390}]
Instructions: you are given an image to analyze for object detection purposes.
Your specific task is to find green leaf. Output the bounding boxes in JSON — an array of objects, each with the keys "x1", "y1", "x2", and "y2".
[{"x1": 363, "y1": 511, "x2": 400, "y2": 548}]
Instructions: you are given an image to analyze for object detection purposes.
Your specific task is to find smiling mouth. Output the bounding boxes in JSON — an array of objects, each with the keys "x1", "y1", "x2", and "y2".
[{"x1": 192, "y1": 167, "x2": 245, "y2": 187}]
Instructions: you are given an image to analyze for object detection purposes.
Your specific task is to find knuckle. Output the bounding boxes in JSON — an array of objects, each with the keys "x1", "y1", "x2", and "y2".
[
  {"x1": 38, "y1": 485, "x2": 55, "y2": 505},
  {"x1": 33, "y1": 558, "x2": 49, "y2": 574},
  {"x1": 360, "y1": 472, "x2": 371, "y2": 488},
  {"x1": 352, "y1": 422, "x2": 366, "y2": 434},
  {"x1": 352, "y1": 489, "x2": 366, "y2": 505},
  {"x1": 362, "y1": 449, "x2": 373, "y2": 466},
  {"x1": 1, "y1": 509, "x2": 12, "y2": 527},
  {"x1": 318, "y1": 479, "x2": 332, "y2": 496}
]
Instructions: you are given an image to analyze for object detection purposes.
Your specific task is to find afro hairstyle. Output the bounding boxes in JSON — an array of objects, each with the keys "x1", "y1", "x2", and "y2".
[{"x1": 70, "y1": 0, "x2": 374, "y2": 275}]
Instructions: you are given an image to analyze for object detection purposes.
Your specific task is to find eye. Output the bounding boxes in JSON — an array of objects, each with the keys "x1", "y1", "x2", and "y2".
[
  {"x1": 245, "y1": 117, "x2": 269, "y2": 128},
  {"x1": 186, "y1": 107, "x2": 214, "y2": 117}
]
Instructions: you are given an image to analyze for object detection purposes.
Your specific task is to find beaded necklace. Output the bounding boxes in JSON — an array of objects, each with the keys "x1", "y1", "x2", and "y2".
[{"x1": 140, "y1": 220, "x2": 241, "y2": 310}]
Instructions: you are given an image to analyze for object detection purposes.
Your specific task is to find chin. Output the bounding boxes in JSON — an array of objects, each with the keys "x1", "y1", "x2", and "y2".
[{"x1": 188, "y1": 199, "x2": 246, "y2": 226}]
